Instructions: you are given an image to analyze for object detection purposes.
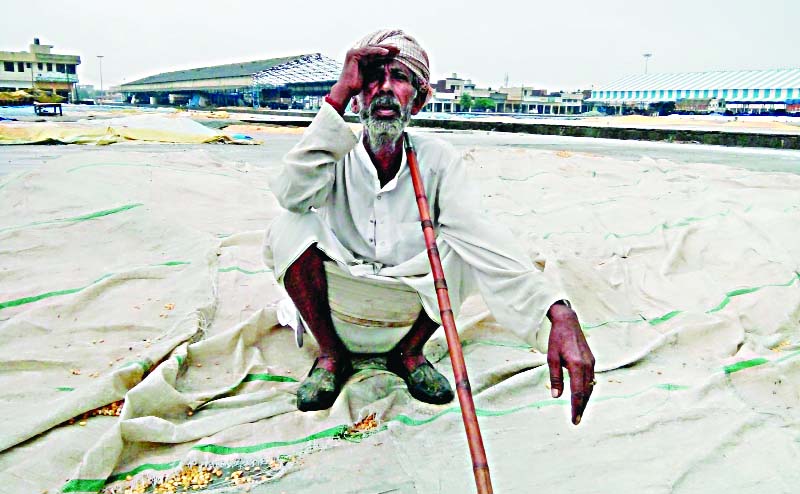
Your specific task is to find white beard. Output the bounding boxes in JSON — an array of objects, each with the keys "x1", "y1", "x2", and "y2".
[{"x1": 359, "y1": 94, "x2": 414, "y2": 154}]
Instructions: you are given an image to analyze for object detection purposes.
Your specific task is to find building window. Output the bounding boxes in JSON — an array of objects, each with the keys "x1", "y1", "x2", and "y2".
[
  {"x1": 47, "y1": 63, "x2": 53, "y2": 71},
  {"x1": 742, "y1": 89, "x2": 749, "y2": 98},
  {"x1": 659, "y1": 90, "x2": 664, "y2": 98},
  {"x1": 627, "y1": 90, "x2": 632, "y2": 98},
  {"x1": 753, "y1": 89, "x2": 760, "y2": 98},
  {"x1": 56, "y1": 63, "x2": 66, "y2": 73},
  {"x1": 788, "y1": 88, "x2": 795, "y2": 98},
  {"x1": 67, "y1": 64, "x2": 76, "y2": 74},
  {"x1": 3, "y1": 61, "x2": 13, "y2": 72},
  {"x1": 38, "y1": 62, "x2": 43, "y2": 70},
  {"x1": 668, "y1": 90, "x2": 674, "y2": 98},
  {"x1": 25, "y1": 62, "x2": 31, "y2": 68},
  {"x1": 723, "y1": 89, "x2": 729, "y2": 98},
  {"x1": 703, "y1": 89, "x2": 709, "y2": 98},
  {"x1": 17, "y1": 62, "x2": 24, "y2": 72},
  {"x1": 733, "y1": 89, "x2": 739, "y2": 98},
  {"x1": 774, "y1": 88, "x2": 781, "y2": 99},
  {"x1": 712, "y1": 89, "x2": 718, "y2": 98}
]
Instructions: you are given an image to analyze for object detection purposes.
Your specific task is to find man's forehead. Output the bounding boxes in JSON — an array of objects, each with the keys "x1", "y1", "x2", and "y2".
[{"x1": 370, "y1": 59, "x2": 413, "y2": 75}]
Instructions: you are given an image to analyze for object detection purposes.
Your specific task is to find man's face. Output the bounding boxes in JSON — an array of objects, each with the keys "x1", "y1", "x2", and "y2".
[{"x1": 354, "y1": 60, "x2": 422, "y2": 151}]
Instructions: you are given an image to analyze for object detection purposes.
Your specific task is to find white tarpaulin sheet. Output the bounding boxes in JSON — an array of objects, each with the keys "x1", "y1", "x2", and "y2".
[
  {"x1": 0, "y1": 139, "x2": 798, "y2": 494},
  {"x1": 0, "y1": 114, "x2": 249, "y2": 145}
]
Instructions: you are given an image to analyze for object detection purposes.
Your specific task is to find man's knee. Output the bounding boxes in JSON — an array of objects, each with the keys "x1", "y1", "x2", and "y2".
[{"x1": 285, "y1": 244, "x2": 329, "y2": 286}]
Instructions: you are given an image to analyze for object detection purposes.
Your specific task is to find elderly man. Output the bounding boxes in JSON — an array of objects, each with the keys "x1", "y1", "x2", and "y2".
[{"x1": 265, "y1": 29, "x2": 595, "y2": 424}]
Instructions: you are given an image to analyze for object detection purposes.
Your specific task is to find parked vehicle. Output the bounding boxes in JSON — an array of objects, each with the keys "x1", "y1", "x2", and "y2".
[{"x1": 675, "y1": 98, "x2": 726, "y2": 115}]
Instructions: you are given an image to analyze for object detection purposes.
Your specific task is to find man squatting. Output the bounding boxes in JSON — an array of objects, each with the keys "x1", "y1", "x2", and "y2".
[{"x1": 264, "y1": 29, "x2": 595, "y2": 424}]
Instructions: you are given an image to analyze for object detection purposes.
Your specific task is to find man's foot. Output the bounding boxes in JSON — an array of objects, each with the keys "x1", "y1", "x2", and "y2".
[
  {"x1": 387, "y1": 354, "x2": 454, "y2": 405},
  {"x1": 296, "y1": 356, "x2": 352, "y2": 412}
]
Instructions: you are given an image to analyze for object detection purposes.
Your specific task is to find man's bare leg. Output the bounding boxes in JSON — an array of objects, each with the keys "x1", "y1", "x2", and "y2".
[
  {"x1": 388, "y1": 309, "x2": 454, "y2": 404},
  {"x1": 284, "y1": 244, "x2": 351, "y2": 410},
  {"x1": 391, "y1": 309, "x2": 439, "y2": 369}
]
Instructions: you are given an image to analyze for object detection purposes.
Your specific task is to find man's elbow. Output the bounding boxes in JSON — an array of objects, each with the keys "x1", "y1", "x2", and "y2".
[{"x1": 276, "y1": 196, "x2": 312, "y2": 214}]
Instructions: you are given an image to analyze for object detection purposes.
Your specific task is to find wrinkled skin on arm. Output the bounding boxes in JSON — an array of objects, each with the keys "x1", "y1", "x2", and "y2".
[{"x1": 546, "y1": 303, "x2": 596, "y2": 425}]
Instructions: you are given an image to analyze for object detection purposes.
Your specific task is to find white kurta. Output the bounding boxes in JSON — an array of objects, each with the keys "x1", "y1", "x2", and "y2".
[{"x1": 263, "y1": 103, "x2": 567, "y2": 343}]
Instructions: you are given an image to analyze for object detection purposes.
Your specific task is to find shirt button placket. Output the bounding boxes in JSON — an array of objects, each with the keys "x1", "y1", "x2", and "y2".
[{"x1": 375, "y1": 194, "x2": 385, "y2": 256}]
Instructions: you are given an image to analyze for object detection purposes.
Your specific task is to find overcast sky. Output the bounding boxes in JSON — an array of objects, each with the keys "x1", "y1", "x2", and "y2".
[{"x1": 3, "y1": 0, "x2": 798, "y2": 91}]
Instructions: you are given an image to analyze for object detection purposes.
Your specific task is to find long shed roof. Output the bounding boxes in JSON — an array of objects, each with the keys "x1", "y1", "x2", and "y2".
[
  {"x1": 596, "y1": 68, "x2": 800, "y2": 92},
  {"x1": 589, "y1": 68, "x2": 800, "y2": 103},
  {"x1": 121, "y1": 55, "x2": 309, "y2": 86}
]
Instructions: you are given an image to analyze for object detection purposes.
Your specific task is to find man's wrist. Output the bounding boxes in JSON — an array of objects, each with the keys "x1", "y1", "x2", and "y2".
[
  {"x1": 327, "y1": 83, "x2": 352, "y2": 115},
  {"x1": 553, "y1": 299, "x2": 571, "y2": 309},
  {"x1": 324, "y1": 94, "x2": 346, "y2": 116},
  {"x1": 547, "y1": 299, "x2": 575, "y2": 321}
]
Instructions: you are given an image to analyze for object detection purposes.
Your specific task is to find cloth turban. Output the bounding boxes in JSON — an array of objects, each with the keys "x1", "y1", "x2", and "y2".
[{"x1": 353, "y1": 29, "x2": 432, "y2": 103}]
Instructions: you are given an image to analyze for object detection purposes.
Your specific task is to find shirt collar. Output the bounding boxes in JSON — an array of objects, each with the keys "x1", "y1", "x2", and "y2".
[{"x1": 355, "y1": 130, "x2": 409, "y2": 192}]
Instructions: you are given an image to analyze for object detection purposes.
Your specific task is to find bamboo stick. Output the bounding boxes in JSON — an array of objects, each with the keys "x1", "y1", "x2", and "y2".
[{"x1": 404, "y1": 133, "x2": 493, "y2": 494}]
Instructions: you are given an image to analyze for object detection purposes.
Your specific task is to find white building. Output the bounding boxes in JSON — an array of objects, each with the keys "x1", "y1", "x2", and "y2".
[{"x1": 0, "y1": 38, "x2": 81, "y2": 100}]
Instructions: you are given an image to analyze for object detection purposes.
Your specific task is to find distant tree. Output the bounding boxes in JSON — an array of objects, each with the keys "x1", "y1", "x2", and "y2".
[
  {"x1": 459, "y1": 93, "x2": 474, "y2": 111},
  {"x1": 473, "y1": 97, "x2": 496, "y2": 112}
]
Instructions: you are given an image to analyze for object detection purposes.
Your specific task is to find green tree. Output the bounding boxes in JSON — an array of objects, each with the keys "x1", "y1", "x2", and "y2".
[
  {"x1": 473, "y1": 97, "x2": 496, "y2": 112},
  {"x1": 459, "y1": 93, "x2": 474, "y2": 112}
]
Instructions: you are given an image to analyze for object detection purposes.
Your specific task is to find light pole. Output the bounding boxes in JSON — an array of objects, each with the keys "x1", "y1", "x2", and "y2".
[
  {"x1": 643, "y1": 53, "x2": 653, "y2": 74},
  {"x1": 97, "y1": 55, "x2": 104, "y2": 99}
]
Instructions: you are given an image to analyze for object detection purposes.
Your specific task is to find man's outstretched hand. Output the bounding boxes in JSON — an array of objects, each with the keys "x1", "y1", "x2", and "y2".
[{"x1": 546, "y1": 302, "x2": 595, "y2": 425}]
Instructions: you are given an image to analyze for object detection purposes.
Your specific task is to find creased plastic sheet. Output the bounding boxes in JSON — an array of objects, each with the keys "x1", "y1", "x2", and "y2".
[
  {"x1": 0, "y1": 142, "x2": 798, "y2": 494},
  {"x1": 0, "y1": 114, "x2": 250, "y2": 145}
]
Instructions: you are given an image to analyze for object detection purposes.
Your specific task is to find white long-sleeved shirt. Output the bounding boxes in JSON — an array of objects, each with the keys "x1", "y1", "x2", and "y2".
[{"x1": 267, "y1": 103, "x2": 566, "y2": 341}]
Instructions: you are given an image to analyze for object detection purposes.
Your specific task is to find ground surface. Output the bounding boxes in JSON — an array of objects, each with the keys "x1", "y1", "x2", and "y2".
[{"x1": 1, "y1": 127, "x2": 799, "y2": 494}]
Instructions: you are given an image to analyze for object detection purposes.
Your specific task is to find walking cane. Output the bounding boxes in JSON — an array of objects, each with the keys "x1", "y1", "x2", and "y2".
[{"x1": 403, "y1": 133, "x2": 493, "y2": 494}]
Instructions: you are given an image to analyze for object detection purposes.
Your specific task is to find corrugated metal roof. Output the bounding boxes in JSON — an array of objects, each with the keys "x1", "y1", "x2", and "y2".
[
  {"x1": 596, "y1": 68, "x2": 800, "y2": 92},
  {"x1": 589, "y1": 68, "x2": 800, "y2": 103},
  {"x1": 252, "y1": 54, "x2": 341, "y2": 86},
  {"x1": 121, "y1": 55, "x2": 311, "y2": 86}
]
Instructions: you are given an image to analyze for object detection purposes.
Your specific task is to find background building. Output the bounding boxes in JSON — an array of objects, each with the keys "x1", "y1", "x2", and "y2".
[
  {"x1": 0, "y1": 38, "x2": 81, "y2": 100},
  {"x1": 425, "y1": 73, "x2": 588, "y2": 114},
  {"x1": 118, "y1": 54, "x2": 340, "y2": 108},
  {"x1": 588, "y1": 68, "x2": 800, "y2": 115},
  {"x1": 495, "y1": 88, "x2": 588, "y2": 114}
]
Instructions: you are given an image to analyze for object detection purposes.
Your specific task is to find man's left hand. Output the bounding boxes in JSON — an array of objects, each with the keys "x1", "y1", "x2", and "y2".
[{"x1": 546, "y1": 302, "x2": 595, "y2": 425}]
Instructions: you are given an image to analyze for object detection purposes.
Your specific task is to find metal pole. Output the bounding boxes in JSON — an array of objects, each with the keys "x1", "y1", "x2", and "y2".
[
  {"x1": 97, "y1": 55, "x2": 104, "y2": 95},
  {"x1": 643, "y1": 53, "x2": 652, "y2": 75},
  {"x1": 404, "y1": 133, "x2": 493, "y2": 494}
]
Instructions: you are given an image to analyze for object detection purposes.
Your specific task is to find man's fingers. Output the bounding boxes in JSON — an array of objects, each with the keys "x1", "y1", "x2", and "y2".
[
  {"x1": 547, "y1": 351, "x2": 563, "y2": 398},
  {"x1": 353, "y1": 45, "x2": 398, "y2": 62},
  {"x1": 568, "y1": 364, "x2": 594, "y2": 425}
]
